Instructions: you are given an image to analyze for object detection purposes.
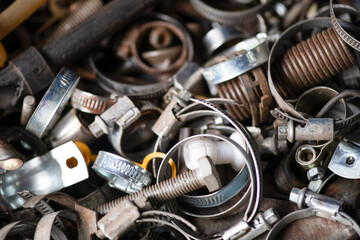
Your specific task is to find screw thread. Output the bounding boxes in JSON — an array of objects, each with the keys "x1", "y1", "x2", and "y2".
[
  {"x1": 96, "y1": 170, "x2": 203, "y2": 214},
  {"x1": 50, "y1": 0, "x2": 103, "y2": 41}
]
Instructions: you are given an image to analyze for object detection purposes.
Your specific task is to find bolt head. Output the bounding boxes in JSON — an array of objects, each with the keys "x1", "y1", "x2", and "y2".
[
  {"x1": 196, "y1": 156, "x2": 221, "y2": 192},
  {"x1": 263, "y1": 208, "x2": 279, "y2": 226},
  {"x1": 307, "y1": 167, "x2": 325, "y2": 181},
  {"x1": 89, "y1": 116, "x2": 108, "y2": 138}
]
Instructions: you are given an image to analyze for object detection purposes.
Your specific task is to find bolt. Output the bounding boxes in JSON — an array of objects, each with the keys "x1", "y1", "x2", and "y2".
[
  {"x1": 307, "y1": 167, "x2": 324, "y2": 181},
  {"x1": 95, "y1": 156, "x2": 221, "y2": 214},
  {"x1": 48, "y1": 0, "x2": 103, "y2": 42},
  {"x1": 88, "y1": 116, "x2": 109, "y2": 138},
  {"x1": 263, "y1": 208, "x2": 279, "y2": 226}
]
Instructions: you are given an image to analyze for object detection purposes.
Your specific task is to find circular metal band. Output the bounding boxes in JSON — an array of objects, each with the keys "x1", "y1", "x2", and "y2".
[
  {"x1": 26, "y1": 68, "x2": 79, "y2": 138},
  {"x1": 71, "y1": 88, "x2": 116, "y2": 115},
  {"x1": 202, "y1": 24, "x2": 247, "y2": 57},
  {"x1": 93, "y1": 151, "x2": 152, "y2": 193},
  {"x1": 190, "y1": 0, "x2": 274, "y2": 24},
  {"x1": 203, "y1": 37, "x2": 269, "y2": 85}
]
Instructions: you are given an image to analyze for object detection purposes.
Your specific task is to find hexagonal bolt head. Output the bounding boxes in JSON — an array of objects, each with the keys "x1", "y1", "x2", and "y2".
[
  {"x1": 263, "y1": 208, "x2": 279, "y2": 226},
  {"x1": 89, "y1": 116, "x2": 109, "y2": 138},
  {"x1": 195, "y1": 156, "x2": 221, "y2": 192},
  {"x1": 307, "y1": 167, "x2": 325, "y2": 181}
]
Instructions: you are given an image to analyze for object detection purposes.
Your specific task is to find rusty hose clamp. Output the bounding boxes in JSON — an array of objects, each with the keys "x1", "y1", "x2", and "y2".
[
  {"x1": 130, "y1": 20, "x2": 189, "y2": 75},
  {"x1": 267, "y1": 17, "x2": 356, "y2": 119}
]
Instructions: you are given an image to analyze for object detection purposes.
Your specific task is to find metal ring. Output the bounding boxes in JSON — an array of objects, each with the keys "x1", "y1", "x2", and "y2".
[
  {"x1": 267, "y1": 17, "x2": 353, "y2": 120},
  {"x1": 157, "y1": 133, "x2": 253, "y2": 219},
  {"x1": 202, "y1": 24, "x2": 247, "y2": 57},
  {"x1": 26, "y1": 68, "x2": 80, "y2": 138},
  {"x1": 91, "y1": 13, "x2": 193, "y2": 98},
  {"x1": 71, "y1": 88, "x2": 117, "y2": 115},
  {"x1": 93, "y1": 151, "x2": 152, "y2": 194},
  {"x1": 190, "y1": 0, "x2": 275, "y2": 24},
  {"x1": 202, "y1": 40, "x2": 270, "y2": 85}
]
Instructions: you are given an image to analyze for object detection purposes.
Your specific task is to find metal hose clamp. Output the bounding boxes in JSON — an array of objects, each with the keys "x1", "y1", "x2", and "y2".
[
  {"x1": 93, "y1": 151, "x2": 152, "y2": 193},
  {"x1": 26, "y1": 67, "x2": 80, "y2": 138}
]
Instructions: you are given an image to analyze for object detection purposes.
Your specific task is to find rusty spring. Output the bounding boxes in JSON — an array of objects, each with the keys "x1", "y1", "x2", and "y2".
[
  {"x1": 274, "y1": 28, "x2": 356, "y2": 99},
  {"x1": 216, "y1": 66, "x2": 273, "y2": 126}
]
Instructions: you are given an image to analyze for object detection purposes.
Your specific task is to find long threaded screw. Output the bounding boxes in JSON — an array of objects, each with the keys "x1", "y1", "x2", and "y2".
[{"x1": 96, "y1": 170, "x2": 204, "y2": 214}]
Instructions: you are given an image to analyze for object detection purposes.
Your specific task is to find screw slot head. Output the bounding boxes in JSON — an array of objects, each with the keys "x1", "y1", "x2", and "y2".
[{"x1": 346, "y1": 156, "x2": 355, "y2": 166}]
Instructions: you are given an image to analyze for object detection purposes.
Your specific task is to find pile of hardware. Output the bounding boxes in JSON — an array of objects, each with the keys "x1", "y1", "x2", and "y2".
[{"x1": 0, "y1": 0, "x2": 359, "y2": 239}]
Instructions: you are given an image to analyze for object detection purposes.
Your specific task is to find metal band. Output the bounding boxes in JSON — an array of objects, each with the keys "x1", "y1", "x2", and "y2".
[
  {"x1": 330, "y1": 0, "x2": 360, "y2": 52},
  {"x1": 202, "y1": 25, "x2": 246, "y2": 57},
  {"x1": 203, "y1": 39, "x2": 269, "y2": 85},
  {"x1": 190, "y1": 0, "x2": 274, "y2": 24},
  {"x1": 26, "y1": 68, "x2": 79, "y2": 138},
  {"x1": 71, "y1": 88, "x2": 116, "y2": 115},
  {"x1": 266, "y1": 208, "x2": 360, "y2": 240},
  {"x1": 93, "y1": 151, "x2": 152, "y2": 193}
]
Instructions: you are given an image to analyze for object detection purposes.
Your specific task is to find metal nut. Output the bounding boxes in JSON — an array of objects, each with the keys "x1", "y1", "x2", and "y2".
[{"x1": 307, "y1": 167, "x2": 325, "y2": 181}]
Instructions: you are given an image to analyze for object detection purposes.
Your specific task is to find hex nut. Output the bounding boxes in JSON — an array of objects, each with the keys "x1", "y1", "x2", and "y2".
[{"x1": 263, "y1": 208, "x2": 279, "y2": 226}]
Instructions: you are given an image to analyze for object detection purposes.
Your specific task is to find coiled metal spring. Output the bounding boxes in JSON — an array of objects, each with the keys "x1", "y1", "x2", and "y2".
[
  {"x1": 216, "y1": 66, "x2": 273, "y2": 126},
  {"x1": 274, "y1": 28, "x2": 356, "y2": 99}
]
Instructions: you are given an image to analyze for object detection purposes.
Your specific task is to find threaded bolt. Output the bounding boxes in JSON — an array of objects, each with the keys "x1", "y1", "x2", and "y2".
[
  {"x1": 49, "y1": 0, "x2": 103, "y2": 41},
  {"x1": 96, "y1": 170, "x2": 205, "y2": 214}
]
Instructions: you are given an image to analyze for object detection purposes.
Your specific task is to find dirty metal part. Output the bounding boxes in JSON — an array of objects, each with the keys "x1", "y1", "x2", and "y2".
[
  {"x1": 0, "y1": 141, "x2": 88, "y2": 212},
  {"x1": 267, "y1": 18, "x2": 353, "y2": 119},
  {"x1": 273, "y1": 27, "x2": 356, "y2": 99},
  {"x1": 266, "y1": 187, "x2": 360, "y2": 240},
  {"x1": 33, "y1": 210, "x2": 76, "y2": 240},
  {"x1": 152, "y1": 90, "x2": 191, "y2": 146},
  {"x1": 295, "y1": 86, "x2": 348, "y2": 120},
  {"x1": 108, "y1": 101, "x2": 161, "y2": 159},
  {"x1": 306, "y1": 167, "x2": 325, "y2": 182},
  {"x1": 203, "y1": 36, "x2": 270, "y2": 85},
  {"x1": 0, "y1": 0, "x2": 159, "y2": 109},
  {"x1": 48, "y1": 109, "x2": 94, "y2": 147},
  {"x1": 26, "y1": 68, "x2": 80, "y2": 139},
  {"x1": 221, "y1": 208, "x2": 279, "y2": 240},
  {"x1": 149, "y1": 26, "x2": 173, "y2": 49},
  {"x1": 328, "y1": 141, "x2": 360, "y2": 179},
  {"x1": 22, "y1": 192, "x2": 77, "y2": 210},
  {"x1": 95, "y1": 156, "x2": 221, "y2": 214},
  {"x1": 18, "y1": 191, "x2": 66, "y2": 232},
  {"x1": 278, "y1": 118, "x2": 334, "y2": 143},
  {"x1": 20, "y1": 95, "x2": 36, "y2": 126},
  {"x1": 190, "y1": 0, "x2": 275, "y2": 24},
  {"x1": 71, "y1": 88, "x2": 117, "y2": 115},
  {"x1": 330, "y1": 0, "x2": 360, "y2": 52},
  {"x1": 216, "y1": 67, "x2": 273, "y2": 126},
  {"x1": 49, "y1": 0, "x2": 104, "y2": 42},
  {"x1": 173, "y1": 61, "x2": 202, "y2": 91},
  {"x1": 96, "y1": 199, "x2": 140, "y2": 239},
  {"x1": 131, "y1": 21, "x2": 189, "y2": 75},
  {"x1": 202, "y1": 24, "x2": 247, "y2": 57},
  {"x1": 93, "y1": 151, "x2": 152, "y2": 193},
  {"x1": 88, "y1": 95, "x2": 141, "y2": 138},
  {"x1": 75, "y1": 204, "x2": 97, "y2": 240},
  {"x1": 0, "y1": 133, "x2": 24, "y2": 170},
  {"x1": 156, "y1": 133, "x2": 250, "y2": 209},
  {"x1": 295, "y1": 140, "x2": 337, "y2": 171}
]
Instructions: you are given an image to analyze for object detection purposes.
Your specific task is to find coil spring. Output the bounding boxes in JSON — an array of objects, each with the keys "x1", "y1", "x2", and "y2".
[
  {"x1": 216, "y1": 66, "x2": 272, "y2": 126},
  {"x1": 274, "y1": 28, "x2": 356, "y2": 99}
]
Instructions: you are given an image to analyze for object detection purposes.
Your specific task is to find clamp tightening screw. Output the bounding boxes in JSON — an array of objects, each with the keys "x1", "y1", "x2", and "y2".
[{"x1": 95, "y1": 156, "x2": 221, "y2": 214}]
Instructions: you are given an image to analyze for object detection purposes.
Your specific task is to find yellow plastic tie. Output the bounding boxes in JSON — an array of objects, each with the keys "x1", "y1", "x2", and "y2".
[{"x1": 139, "y1": 152, "x2": 176, "y2": 178}]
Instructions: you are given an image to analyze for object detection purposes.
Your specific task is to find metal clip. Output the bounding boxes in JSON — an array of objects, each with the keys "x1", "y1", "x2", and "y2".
[{"x1": 222, "y1": 208, "x2": 279, "y2": 240}]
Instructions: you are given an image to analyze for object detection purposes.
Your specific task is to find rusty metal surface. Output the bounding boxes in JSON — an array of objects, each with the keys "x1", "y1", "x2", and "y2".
[{"x1": 274, "y1": 28, "x2": 356, "y2": 99}]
